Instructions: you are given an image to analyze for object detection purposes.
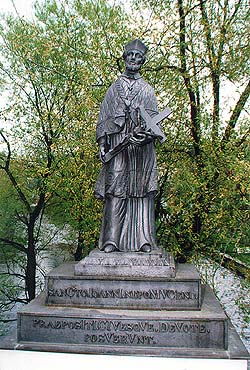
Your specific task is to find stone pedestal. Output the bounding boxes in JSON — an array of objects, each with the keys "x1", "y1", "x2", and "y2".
[
  {"x1": 74, "y1": 249, "x2": 175, "y2": 278},
  {"x1": 45, "y1": 261, "x2": 201, "y2": 310},
  {"x1": 17, "y1": 286, "x2": 227, "y2": 355},
  {"x1": 16, "y1": 249, "x2": 249, "y2": 359}
]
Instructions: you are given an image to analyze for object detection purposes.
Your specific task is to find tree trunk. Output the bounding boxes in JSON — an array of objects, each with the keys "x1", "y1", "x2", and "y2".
[
  {"x1": 74, "y1": 232, "x2": 84, "y2": 261},
  {"x1": 26, "y1": 221, "x2": 36, "y2": 302},
  {"x1": 74, "y1": 216, "x2": 85, "y2": 261}
]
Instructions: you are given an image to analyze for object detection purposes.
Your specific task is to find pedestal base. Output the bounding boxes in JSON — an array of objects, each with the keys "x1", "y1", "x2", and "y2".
[
  {"x1": 13, "y1": 255, "x2": 249, "y2": 360},
  {"x1": 17, "y1": 286, "x2": 227, "y2": 355}
]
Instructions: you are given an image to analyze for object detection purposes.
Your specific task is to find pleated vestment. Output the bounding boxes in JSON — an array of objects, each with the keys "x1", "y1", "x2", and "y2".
[{"x1": 95, "y1": 74, "x2": 159, "y2": 252}]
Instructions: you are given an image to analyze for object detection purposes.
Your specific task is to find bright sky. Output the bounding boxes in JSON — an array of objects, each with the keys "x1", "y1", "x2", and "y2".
[
  {"x1": 0, "y1": 0, "x2": 247, "y2": 127},
  {"x1": 0, "y1": 0, "x2": 130, "y2": 18},
  {"x1": 0, "y1": 0, "x2": 35, "y2": 18}
]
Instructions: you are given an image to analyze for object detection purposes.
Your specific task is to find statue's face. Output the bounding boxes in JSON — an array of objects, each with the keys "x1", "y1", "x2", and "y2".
[{"x1": 124, "y1": 50, "x2": 144, "y2": 72}]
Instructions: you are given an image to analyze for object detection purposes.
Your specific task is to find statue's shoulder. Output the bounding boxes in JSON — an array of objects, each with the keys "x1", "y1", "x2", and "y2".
[
  {"x1": 107, "y1": 76, "x2": 124, "y2": 92},
  {"x1": 139, "y1": 78, "x2": 155, "y2": 94},
  {"x1": 102, "y1": 79, "x2": 120, "y2": 101}
]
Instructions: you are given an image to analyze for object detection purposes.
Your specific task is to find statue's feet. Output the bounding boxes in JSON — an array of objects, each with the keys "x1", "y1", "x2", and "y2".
[
  {"x1": 140, "y1": 244, "x2": 151, "y2": 253},
  {"x1": 104, "y1": 244, "x2": 117, "y2": 253}
]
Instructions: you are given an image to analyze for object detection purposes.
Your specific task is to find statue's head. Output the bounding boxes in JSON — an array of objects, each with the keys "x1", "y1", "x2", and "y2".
[{"x1": 123, "y1": 39, "x2": 147, "y2": 73}]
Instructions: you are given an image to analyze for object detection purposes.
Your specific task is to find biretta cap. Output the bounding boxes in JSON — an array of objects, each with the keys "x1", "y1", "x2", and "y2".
[{"x1": 124, "y1": 39, "x2": 148, "y2": 55}]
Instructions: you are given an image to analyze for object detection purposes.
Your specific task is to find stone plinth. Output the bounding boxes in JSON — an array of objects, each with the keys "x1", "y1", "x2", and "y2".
[
  {"x1": 17, "y1": 286, "x2": 228, "y2": 356},
  {"x1": 14, "y1": 249, "x2": 250, "y2": 359},
  {"x1": 74, "y1": 249, "x2": 176, "y2": 278},
  {"x1": 45, "y1": 262, "x2": 201, "y2": 310}
]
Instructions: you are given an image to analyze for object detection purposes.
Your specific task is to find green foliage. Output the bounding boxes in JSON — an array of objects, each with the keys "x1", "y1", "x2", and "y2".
[
  {"x1": 157, "y1": 139, "x2": 249, "y2": 263},
  {"x1": 0, "y1": 0, "x2": 249, "y2": 320},
  {"x1": 132, "y1": 0, "x2": 250, "y2": 266},
  {"x1": 0, "y1": 0, "x2": 133, "y2": 306},
  {"x1": 0, "y1": 169, "x2": 26, "y2": 252},
  {"x1": 0, "y1": 275, "x2": 19, "y2": 335}
]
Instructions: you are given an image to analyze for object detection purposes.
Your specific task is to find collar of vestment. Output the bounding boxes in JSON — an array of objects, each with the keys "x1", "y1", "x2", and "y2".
[
  {"x1": 121, "y1": 71, "x2": 141, "y2": 80},
  {"x1": 116, "y1": 73, "x2": 145, "y2": 103}
]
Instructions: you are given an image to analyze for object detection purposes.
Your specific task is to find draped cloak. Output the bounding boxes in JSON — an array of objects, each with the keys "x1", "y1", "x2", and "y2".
[{"x1": 94, "y1": 74, "x2": 159, "y2": 252}]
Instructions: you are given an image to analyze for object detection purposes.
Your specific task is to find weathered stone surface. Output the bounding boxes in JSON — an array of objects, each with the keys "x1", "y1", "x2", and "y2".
[
  {"x1": 18, "y1": 286, "x2": 228, "y2": 353},
  {"x1": 74, "y1": 249, "x2": 176, "y2": 278},
  {"x1": 45, "y1": 262, "x2": 201, "y2": 310},
  {"x1": 2, "y1": 319, "x2": 249, "y2": 359}
]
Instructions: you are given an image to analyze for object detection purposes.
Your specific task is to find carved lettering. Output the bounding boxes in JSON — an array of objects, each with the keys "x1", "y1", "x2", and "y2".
[
  {"x1": 84, "y1": 333, "x2": 155, "y2": 345},
  {"x1": 159, "y1": 322, "x2": 210, "y2": 334},
  {"x1": 32, "y1": 319, "x2": 210, "y2": 334},
  {"x1": 48, "y1": 287, "x2": 198, "y2": 301},
  {"x1": 82, "y1": 257, "x2": 171, "y2": 267}
]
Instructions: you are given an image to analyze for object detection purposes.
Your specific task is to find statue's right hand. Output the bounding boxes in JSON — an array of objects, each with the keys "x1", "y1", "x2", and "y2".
[
  {"x1": 130, "y1": 132, "x2": 147, "y2": 146},
  {"x1": 99, "y1": 144, "x2": 106, "y2": 161}
]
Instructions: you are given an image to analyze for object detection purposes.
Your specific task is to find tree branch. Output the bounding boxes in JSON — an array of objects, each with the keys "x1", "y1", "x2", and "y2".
[
  {"x1": 221, "y1": 80, "x2": 250, "y2": 148},
  {"x1": 0, "y1": 271, "x2": 26, "y2": 280},
  {"x1": 178, "y1": 0, "x2": 200, "y2": 156},
  {"x1": 0, "y1": 318, "x2": 17, "y2": 323},
  {"x1": 0, "y1": 131, "x2": 32, "y2": 213},
  {"x1": 235, "y1": 129, "x2": 250, "y2": 147},
  {"x1": 15, "y1": 211, "x2": 29, "y2": 226},
  {"x1": 0, "y1": 238, "x2": 27, "y2": 253},
  {"x1": 199, "y1": 0, "x2": 222, "y2": 140},
  {"x1": 0, "y1": 288, "x2": 28, "y2": 305},
  {"x1": 0, "y1": 130, "x2": 11, "y2": 169}
]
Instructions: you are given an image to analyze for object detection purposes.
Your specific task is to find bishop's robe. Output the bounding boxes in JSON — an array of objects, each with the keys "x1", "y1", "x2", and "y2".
[{"x1": 94, "y1": 73, "x2": 159, "y2": 252}]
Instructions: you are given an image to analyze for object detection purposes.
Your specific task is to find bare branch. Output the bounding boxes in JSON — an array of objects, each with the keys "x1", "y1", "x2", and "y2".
[
  {"x1": 15, "y1": 211, "x2": 29, "y2": 226},
  {"x1": 235, "y1": 129, "x2": 250, "y2": 147},
  {"x1": 199, "y1": 0, "x2": 216, "y2": 68},
  {"x1": 0, "y1": 65, "x2": 38, "y2": 111},
  {"x1": 0, "y1": 131, "x2": 32, "y2": 212},
  {"x1": 0, "y1": 130, "x2": 11, "y2": 169},
  {"x1": 221, "y1": 80, "x2": 250, "y2": 148},
  {"x1": 227, "y1": 0, "x2": 243, "y2": 26},
  {"x1": 0, "y1": 238, "x2": 27, "y2": 253},
  {"x1": 0, "y1": 318, "x2": 17, "y2": 323},
  {"x1": 145, "y1": 64, "x2": 182, "y2": 74},
  {"x1": 216, "y1": 0, "x2": 229, "y2": 72},
  {"x1": 0, "y1": 288, "x2": 27, "y2": 304},
  {"x1": 178, "y1": 0, "x2": 201, "y2": 156},
  {"x1": 0, "y1": 271, "x2": 26, "y2": 280}
]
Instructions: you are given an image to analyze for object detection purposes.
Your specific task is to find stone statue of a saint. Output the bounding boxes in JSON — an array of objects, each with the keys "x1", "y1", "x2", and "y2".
[{"x1": 95, "y1": 39, "x2": 167, "y2": 253}]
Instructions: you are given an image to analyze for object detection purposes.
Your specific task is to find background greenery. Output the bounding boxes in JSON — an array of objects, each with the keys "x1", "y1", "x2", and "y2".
[{"x1": 0, "y1": 0, "x2": 249, "y2": 333}]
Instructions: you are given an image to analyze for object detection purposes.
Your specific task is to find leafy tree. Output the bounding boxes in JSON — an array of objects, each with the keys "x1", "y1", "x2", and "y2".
[
  {"x1": 132, "y1": 0, "x2": 250, "y2": 267},
  {"x1": 0, "y1": 0, "x2": 132, "y2": 309},
  {"x1": 0, "y1": 0, "x2": 249, "y2": 330},
  {"x1": 0, "y1": 170, "x2": 28, "y2": 329}
]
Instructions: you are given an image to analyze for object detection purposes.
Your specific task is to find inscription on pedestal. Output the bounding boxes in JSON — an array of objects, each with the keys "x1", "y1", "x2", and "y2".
[
  {"x1": 74, "y1": 249, "x2": 176, "y2": 278},
  {"x1": 46, "y1": 278, "x2": 201, "y2": 310},
  {"x1": 48, "y1": 287, "x2": 198, "y2": 301},
  {"x1": 82, "y1": 256, "x2": 171, "y2": 267},
  {"x1": 18, "y1": 315, "x2": 227, "y2": 349}
]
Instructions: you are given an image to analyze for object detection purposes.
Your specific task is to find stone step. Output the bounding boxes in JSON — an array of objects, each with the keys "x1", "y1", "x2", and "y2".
[
  {"x1": 17, "y1": 285, "x2": 228, "y2": 355},
  {"x1": 45, "y1": 262, "x2": 201, "y2": 310}
]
